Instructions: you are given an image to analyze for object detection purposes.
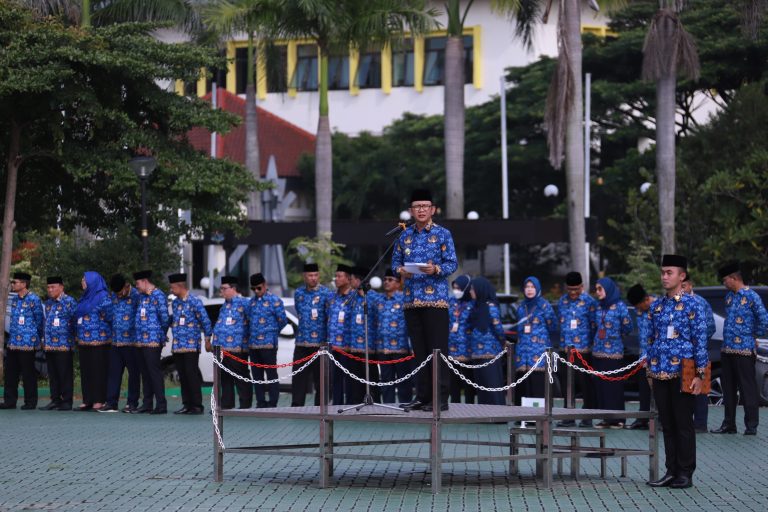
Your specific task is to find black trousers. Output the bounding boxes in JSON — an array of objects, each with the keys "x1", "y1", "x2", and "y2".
[
  {"x1": 3, "y1": 348, "x2": 37, "y2": 406},
  {"x1": 79, "y1": 344, "x2": 109, "y2": 405},
  {"x1": 174, "y1": 352, "x2": 203, "y2": 410},
  {"x1": 106, "y1": 345, "x2": 141, "y2": 408},
  {"x1": 593, "y1": 357, "x2": 625, "y2": 424},
  {"x1": 449, "y1": 364, "x2": 476, "y2": 404},
  {"x1": 473, "y1": 359, "x2": 505, "y2": 405},
  {"x1": 137, "y1": 346, "x2": 166, "y2": 410},
  {"x1": 291, "y1": 345, "x2": 321, "y2": 406},
  {"x1": 568, "y1": 351, "x2": 597, "y2": 410},
  {"x1": 721, "y1": 352, "x2": 759, "y2": 429},
  {"x1": 379, "y1": 353, "x2": 414, "y2": 404},
  {"x1": 514, "y1": 371, "x2": 545, "y2": 405},
  {"x1": 638, "y1": 372, "x2": 652, "y2": 413},
  {"x1": 45, "y1": 351, "x2": 73, "y2": 407},
  {"x1": 218, "y1": 353, "x2": 252, "y2": 409},
  {"x1": 249, "y1": 348, "x2": 279, "y2": 408},
  {"x1": 404, "y1": 307, "x2": 450, "y2": 404},
  {"x1": 653, "y1": 378, "x2": 696, "y2": 478}
]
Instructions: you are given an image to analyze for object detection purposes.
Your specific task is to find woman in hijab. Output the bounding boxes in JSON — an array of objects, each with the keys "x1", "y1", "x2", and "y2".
[
  {"x1": 514, "y1": 276, "x2": 557, "y2": 402},
  {"x1": 468, "y1": 277, "x2": 506, "y2": 405},
  {"x1": 449, "y1": 275, "x2": 476, "y2": 404},
  {"x1": 593, "y1": 277, "x2": 632, "y2": 428},
  {"x1": 75, "y1": 271, "x2": 114, "y2": 411}
]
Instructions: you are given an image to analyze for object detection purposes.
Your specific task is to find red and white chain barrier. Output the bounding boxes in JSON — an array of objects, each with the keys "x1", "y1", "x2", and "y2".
[
  {"x1": 445, "y1": 346, "x2": 508, "y2": 369},
  {"x1": 441, "y1": 351, "x2": 549, "y2": 392},
  {"x1": 214, "y1": 350, "x2": 322, "y2": 385},
  {"x1": 556, "y1": 350, "x2": 646, "y2": 381},
  {"x1": 325, "y1": 350, "x2": 433, "y2": 387}
]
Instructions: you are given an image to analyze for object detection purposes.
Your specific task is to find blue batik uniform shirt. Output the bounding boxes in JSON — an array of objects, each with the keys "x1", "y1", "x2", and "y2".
[
  {"x1": 247, "y1": 292, "x2": 288, "y2": 349},
  {"x1": 212, "y1": 296, "x2": 249, "y2": 352},
  {"x1": 374, "y1": 291, "x2": 410, "y2": 355},
  {"x1": 111, "y1": 288, "x2": 140, "y2": 347},
  {"x1": 593, "y1": 301, "x2": 632, "y2": 359},
  {"x1": 558, "y1": 293, "x2": 597, "y2": 352},
  {"x1": 635, "y1": 299, "x2": 658, "y2": 359},
  {"x1": 294, "y1": 284, "x2": 331, "y2": 348},
  {"x1": 469, "y1": 302, "x2": 507, "y2": 360},
  {"x1": 135, "y1": 288, "x2": 170, "y2": 348},
  {"x1": 391, "y1": 222, "x2": 458, "y2": 309},
  {"x1": 515, "y1": 300, "x2": 556, "y2": 370},
  {"x1": 348, "y1": 292, "x2": 376, "y2": 353},
  {"x1": 76, "y1": 296, "x2": 113, "y2": 346},
  {"x1": 326, "y1": 290, "x2": 354, "y2": 350},
  {"x1": 722, "y1": 287, "x2": 768, "y2": 355},
  {"x1": 8, "y1": 291, "x2": 44, "y2": 350},
  {"x1": 43, "y1": 294, "x2": 77, "y2": 351},
  {"x1": 690, "y1": 293, "x2": 716, "y2": 341},
  {"x1": 448, "y1": 298, "x2": 473, "y2": 361},
  {"x1": 648, "y1": 293, "x2": 709, "y2": 379},
  {"x1": 171, "y1": 294, "x2": 212, "y2": 353}
]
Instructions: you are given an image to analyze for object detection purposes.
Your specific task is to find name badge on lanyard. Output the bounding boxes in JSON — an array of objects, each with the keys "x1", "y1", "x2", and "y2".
[
  {"x1": 179, "y1": 316, "x2": 186, "y2": 326},
  {"x1": 337, "y1": 311, "x2": 345, "y2": 323},
  {"x1": 225, "y1": 317, "x2": 234, "y2": 326},
  {"x1": 570, "y1": 319, "x2": 578, "y2": 330},
  {"x1": 451, "y1": 322, "x2": 459, "y2": 333},
  {"x1": 140, "y1": 307, "x2": 147, "y2": 319},
  {"x1": 311, "y1": 308, "x2": 318, "y2": 320},
  {"x1": 77, "y1": 317, "x2": 83, "y2": 325},
  {"x1": 523, "y1": 324, "x2": 532, "y2": 334},
  {"x1": 18, "y1": 316, "x2": 25, "y2": 326},
  {"x1": 667, "y1": 314, "x2": 674, "y2": 339},
  {"x1": 53, "y1": 317, "x2": 60, "y2": 327},
  {"x1": 598, "y1": 328, "x2": 606, "y2": 339},
  {"x1": 356, "y1": 313, "x2": 363, "y2": 325}
]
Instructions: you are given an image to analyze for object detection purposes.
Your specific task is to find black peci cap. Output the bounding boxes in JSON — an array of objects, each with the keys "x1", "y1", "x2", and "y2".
[
  {"x1": 626, "y1": 284, "x2": 647, "y2": 306},
  {"x1": 250, "y1": 273, "x2": 265, "y2": 286},
  {"x1": 133, "y1": 270, "x2": 152, "y2": 281},
  {"x1": 303, "y1": 263, "x2": 319, "y2": 272},
  {"x1": 168, "y1": 273, "x2": 187, "y2": 284},
  {"x1": 660, "y1": 254, "x2": 687, "y2": 269},
  {"x1": 565, "y1": 272, "x2": 583, "y2": 286},
  {"x1": 718, "y1": 261, "x2": 740, "y2": 281}
]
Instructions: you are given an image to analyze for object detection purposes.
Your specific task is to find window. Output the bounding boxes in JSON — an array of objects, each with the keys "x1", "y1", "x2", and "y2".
[
  {"x1": 423, "y1": 35, "x2": 474, "y2": 87},
  {"x1": 235, "y1": 47, "x2": 249, "y2": 94},
  {"x1": 327, "y1": 53, "x2": 349, "y2": 90},
  {"x1": 356, "y1": 51, "x2": 381, "y2": 89},
  {"x1": 294, "y1": 44, "x2": 318, "y2": 91},
  {"x1": 183, "y1": 80, "x2": 197, "y2": 97},
  {"x1": 265, "y1": 45, "x2": 288, "y2": 93},
  {"x1": 392, "y1": 38, "x2": 414, "y2": 87}
]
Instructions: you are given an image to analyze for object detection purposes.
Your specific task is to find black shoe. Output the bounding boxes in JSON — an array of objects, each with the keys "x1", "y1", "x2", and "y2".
[
  {"x1": 422, "y1": 403, "x2": 449, "y2": 412},
  {"x1": 710, "y1": 424, "x2": 737, "y2": 434},
  {"x1": 0, "y1": 403, "x2": 16, "y2": 410},
  {"x1": 121, "y1": 405, "x2": 138, "y2": 413},
  {"x1": 744, "y1": 427, "x2": 757, "y2": 436},
  {"x1": 56, "y1": 404, "x2": 72, "y2": 411},
  {"x1": 594, "y1": 421, "x2": 610, "y2": 429},
  {"x1": 670, "y1": 475, "x2": 692, "y2": 489},
  {"x1": 131, "y1": 405, "x2": 153, "y2": 414},
  {"x1": 578, "y1": 420, "x2": 593, "y2": 428},
  {"x1": 150, "y1": 408, "x2": 167, "y2": 415},
  {"x1": 694, "y1": 427, "x2": 708, "y2": 434},
  {"x1": 402, "y1": 400, "x2": 427, "y2": 411},
  {"x1": 75, "y1": 404, "x2": 93, "y2": 412},
  {"x1": 557, "y1": 420, "x2": 576, "y2": 427},
  {"x1": 174, "y1": 407, "x2": 190, "y2": 415},
  {"x1": 647, "y1": 473, "x2": 676, "y2": 487},
  {"x1": 187, "y1": 407, "x2": 204, "y2": 415},
  {"x1": 20, "y1": 404, "x2": 36, "y2": 410},
  {"x1": 39, "y1": 402, "x2": 59, "y2": 411},
  {"x1": 97, "y1": 404, "x2": 119, "y2": 413},
  {"x1": 399, "y1": 400, "x2": 422, "y2": 410},
  {"x1": 626, "y1": 420, "x2": 649, "y2": 430}
]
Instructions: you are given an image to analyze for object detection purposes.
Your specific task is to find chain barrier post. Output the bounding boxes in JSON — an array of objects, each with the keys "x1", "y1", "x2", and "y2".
[
  {"x1": 542, "y1": 348, "x2": 553, "y2": 488},
  {"x1": 431, "y1": 348, "x2": 442, "y2": 494},
  {"x1": 506, "y1": 342, "x2": 514, "y2": 406},
  {"x1": 212, "y1": 346, "x2": 223, "y2": 482},
  {"x1": 319, "y1": 343, "x2": 331, "y2": 486},
  {"x1": 566, "y1": 346, "x2": 575, "y2": 409},
  {"x1": 648, "y1": 377, "x2": 658, "y2": 482}
]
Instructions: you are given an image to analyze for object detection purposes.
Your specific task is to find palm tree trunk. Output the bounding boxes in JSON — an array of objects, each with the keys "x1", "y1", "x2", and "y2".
[
  {"x1": 0, "y1": 121, "x2": 22, "y2": 378},
  {"x1": 444, "y1": 35, "x2": 465, "y2": 219},
  {"x1": 315, "y1": 53, "x2": 332, "y2": 235},
  {"x1": 245, "y1": 33, "x2": 262, "y2": 222},
  {"x1": 656, "y1": 72, "x2": 676, "y2": 254},
  {"x1": 81, "y1": 0, "x2": 91, "y2": 27},
  {"x1": 563, "y1": 0, "x2": 586, "y2": 277}
]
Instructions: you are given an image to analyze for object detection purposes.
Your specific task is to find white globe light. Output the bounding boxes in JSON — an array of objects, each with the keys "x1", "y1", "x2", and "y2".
[
  {"x1": 399, "y1": 210, "x2": 411, "y2": 221},
  {"x1": 640, "y1": 182, "x2": 652, "y2": 194},
  {"x1": 544, "y1": 184, "x2": 559, "y2": 197},
  {"x1": 369, "y1": 276, "x2": 382, "y2": 290},
  {"x1": 199, "y1": 277, "x2": 210, "y2": 289},
  {"x1": 466, "y1": 211, "x2": 480, "y2": 220}
]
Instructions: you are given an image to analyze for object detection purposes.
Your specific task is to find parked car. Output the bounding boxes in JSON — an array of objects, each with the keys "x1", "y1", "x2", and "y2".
[{"x1": 161, "y1": 296, "x2": 298, "y2": 388}]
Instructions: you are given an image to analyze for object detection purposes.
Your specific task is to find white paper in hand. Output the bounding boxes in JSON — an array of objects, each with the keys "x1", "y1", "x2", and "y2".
[{"x1": 403, "y1": 262, "x2": 429, "y2": 275}]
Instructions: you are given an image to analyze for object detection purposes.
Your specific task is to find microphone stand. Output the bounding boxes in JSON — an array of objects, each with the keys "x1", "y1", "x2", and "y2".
[{"x1": 338, "y1": 223, "x2": 409, "y2": 414}]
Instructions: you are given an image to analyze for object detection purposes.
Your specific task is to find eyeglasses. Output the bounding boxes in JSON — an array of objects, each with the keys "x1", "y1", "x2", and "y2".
[
  {"x1": 410, "y1": 203, "x2": 433, "y2": 211},
  {"x1": 220, "y1": 285, "x2": 232, "y2": 291},
  {"x1": 9, "y1": 280, "x2": 20, "y2": 285},
  {"x1": 251, "y1": 286, "x2": 264, "y2": 291},
  {"x1": 383, "y1": 277, "x2": 398, "y2": 282}
]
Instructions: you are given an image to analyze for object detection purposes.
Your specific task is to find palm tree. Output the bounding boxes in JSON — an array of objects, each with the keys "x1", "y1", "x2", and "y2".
[
  {"x1": 272, "y1": 0, "x2": 436, "y2": 236},
  {"x1": 642, "y1": 3, "x2": 699, "y2": 254}
]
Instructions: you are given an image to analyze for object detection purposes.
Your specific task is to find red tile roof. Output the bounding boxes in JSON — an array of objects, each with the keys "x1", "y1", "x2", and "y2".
[{"x1": 186, "y1": 89, "x2": 315, "y2": 178}]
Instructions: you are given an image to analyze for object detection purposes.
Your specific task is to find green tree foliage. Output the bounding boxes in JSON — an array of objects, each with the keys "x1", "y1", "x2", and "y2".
[{"x1": 287, "y1": 233, "x2": 351, "y2": 288}]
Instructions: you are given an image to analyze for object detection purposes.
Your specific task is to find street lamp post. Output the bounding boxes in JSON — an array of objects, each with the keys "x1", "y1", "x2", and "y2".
[{"x1": 129, "y1": 156, "x2": 157, "y2": 265}]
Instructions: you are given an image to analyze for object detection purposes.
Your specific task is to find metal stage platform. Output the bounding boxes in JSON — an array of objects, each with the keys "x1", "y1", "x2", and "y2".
[{"x1": 211, "y1": 347, "x2": 658, "y2": 494}]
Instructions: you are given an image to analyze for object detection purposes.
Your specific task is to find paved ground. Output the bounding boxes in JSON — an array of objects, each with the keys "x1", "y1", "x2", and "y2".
[{"x1": 1, "y1": 389, "x2": 767, "y2": 511}]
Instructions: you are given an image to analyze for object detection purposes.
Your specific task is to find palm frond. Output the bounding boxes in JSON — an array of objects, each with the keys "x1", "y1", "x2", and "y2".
[
  {"x1": 642, "y1": 8, "x2": 700, "y2": 82},
  {"x1": 15, "y1": 0, "x2": 81, "y2": 24},
  {"x1": 491, "y1": 0, "x2": 542, "y2": 51},
  {"x1": 544, "y1": 8, "x2": 572, "y2": 170},
  {"x1": 92, "y1": 0, "x2": 203, "y2": 33}
]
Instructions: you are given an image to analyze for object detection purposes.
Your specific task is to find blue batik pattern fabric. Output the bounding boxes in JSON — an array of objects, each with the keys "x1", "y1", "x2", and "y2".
[
  {"x1": 691, "y1": 293, "x2": 716, "y2": 341},
  {"x1": 373, "y1": 291, "x2": 410, "y2": 355},
  {"x1": 514, "y1": 299, "x2": 556, "y2": 371},
  {"x1": 294, "y1": 285, "x2": 331, "y2": 348},
  {"x1": 558, "y1": 293, "x2": 597, "y2": 352},
  {"x1": 448, "y1": 298, "x2": 473, "y2": 361},
  {"x1": 43, "y1": 294, "x2": 77, "y2": 351},
  {"x1": 111, "y1": 288, "x2": 140, "y2": 347},
  {"x1": 593, "y1": 301, "x2": 632, "y2": 359},
  {"x1": 635, "y1": 305, "x2": 654, "y2": 359},
  {"x1": 76, "y1": 296, "x2": 113, "y2": 346},
  {"x1": 722, "y1": 287, "x2": 768, "y2": 355},
  {"x1": 326, "y1": 290, "x2": 354, "y2": 350},
  {"x1": 212, "y1": 297, "x2": 249, "y2": 353},
  {"x1": 171, "y1": 295, "x2": 212, "y2": 353},
  {"x1": 648, "y1": 293, "x2": 709, "y2": 379},
  {"x1": 135, "y1": 288, "x2": 170, "y2": 348},
  {"x1": 8, "y1": 292, "x2": 44, "y2": 350},
  {"x1": 470, "y1": 302, "x2": 506, "y2": 360},
  {"x1": 247, "y1": 292, "x2": 288, "y2": 349},
  {"x1": 391, "y1": 222, "x2": 458, "y2": 309},
  {"x1": 346, "y1": 292, "x2": 376, "y2": 353}
]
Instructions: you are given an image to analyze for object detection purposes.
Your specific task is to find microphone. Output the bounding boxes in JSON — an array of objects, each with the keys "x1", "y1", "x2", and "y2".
[{"x1": 385, "y1": 222, "x2": 409, "y2": 236}]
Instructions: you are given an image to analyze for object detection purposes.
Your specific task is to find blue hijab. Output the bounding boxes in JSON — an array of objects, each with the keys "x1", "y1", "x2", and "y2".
[
  {"x1": 76, "y1": 271, "x2": 109, "y2": 318},
  {"x1": 469, "y1": 276, "x2": 497, "y2": 333},
  {"x1": 452, "y1": 274, "x2": 472, "y2": 302},
  {"x1": 522, "y1": 276, "x2": 543, "y2": 306},
  {"x1": 597, "y1": 277, "x2": 621, "y2": 308}
]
